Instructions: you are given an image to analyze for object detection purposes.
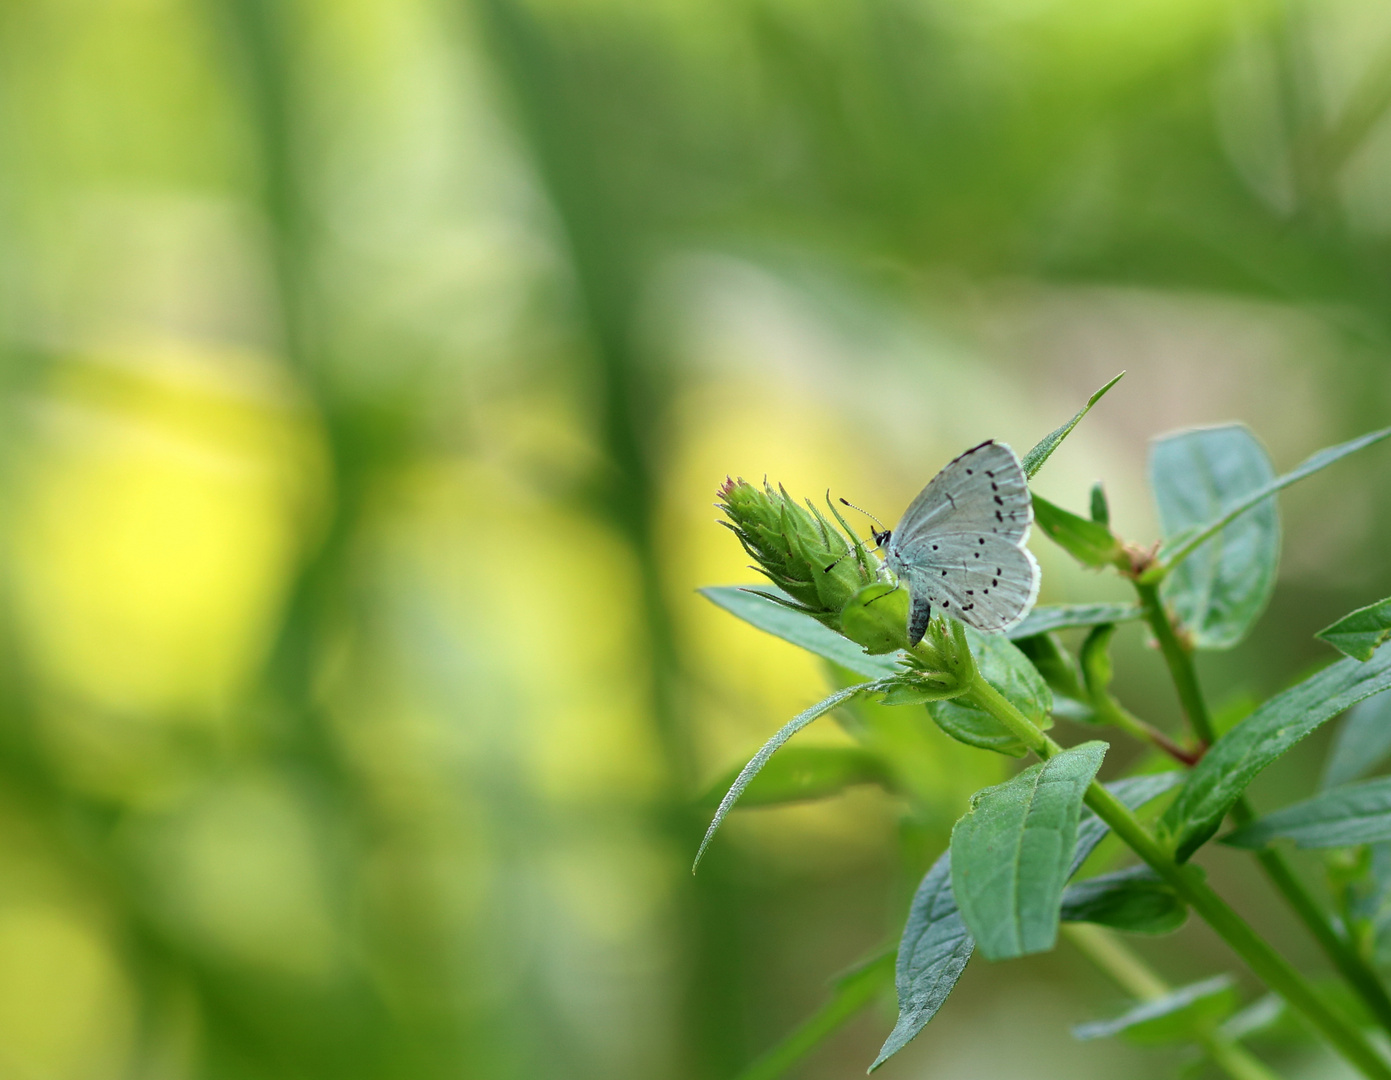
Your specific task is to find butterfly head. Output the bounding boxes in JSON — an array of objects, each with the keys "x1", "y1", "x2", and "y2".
[{"x1": 871, "y1": 527, "x2": 891, "y2": 549}]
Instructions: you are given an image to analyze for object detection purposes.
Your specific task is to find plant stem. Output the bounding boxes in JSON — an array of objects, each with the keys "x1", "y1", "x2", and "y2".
[
  {"x1": 1133, "y1": 580, "x2": 1391, "y2": 1037},
  {"x1": 1134, "y1": 581, "x2": 1215, "y2": 745},
  {"x1": 1064, "y1": 924, "x2": 1285, "y2": 1080},
  {"x1": 965, "y1": 677, "x2": 1391, "y2": 1080}
]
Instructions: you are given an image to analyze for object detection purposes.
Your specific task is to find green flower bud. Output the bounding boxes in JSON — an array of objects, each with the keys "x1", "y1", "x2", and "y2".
[
  {"x1": 841, "y1": 584, "x2": 911, "y2": 654},
  {"x1": 717, "y1": 477, "x2": 876, "y2": 628}
]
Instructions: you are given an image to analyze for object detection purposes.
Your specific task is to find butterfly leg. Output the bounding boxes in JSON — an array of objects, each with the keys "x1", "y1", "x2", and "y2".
[{"x1": 907, "y1": 593, "x2": 932, "y2": 647}]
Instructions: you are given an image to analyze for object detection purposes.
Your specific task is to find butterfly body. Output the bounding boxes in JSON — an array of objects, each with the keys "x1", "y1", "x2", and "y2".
[{"x1": 881, "y1": 440, "x2": 1040, "y2": 645}]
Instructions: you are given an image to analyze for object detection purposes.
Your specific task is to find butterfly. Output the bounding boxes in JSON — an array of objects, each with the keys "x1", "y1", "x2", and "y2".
[{"x1": 866, "y1": 440, "x2": 1040, "y2": 646}]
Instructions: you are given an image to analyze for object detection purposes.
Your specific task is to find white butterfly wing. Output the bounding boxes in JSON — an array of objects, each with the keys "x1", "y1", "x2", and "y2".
[
  {"x1": 888, "y1": 440, "x2": 1039, "y2": 633},
  {"x1": 896, "y1": 440, "x2": 1031, "y2": 545},
  {"x1": 895, "y1": 537, "x2": 1040, "y2": 632}
]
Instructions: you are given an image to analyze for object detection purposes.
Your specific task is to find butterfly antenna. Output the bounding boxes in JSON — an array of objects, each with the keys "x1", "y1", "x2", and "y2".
[{"x1": 838, "y1": 497, "x2": 885, "y2": 530}]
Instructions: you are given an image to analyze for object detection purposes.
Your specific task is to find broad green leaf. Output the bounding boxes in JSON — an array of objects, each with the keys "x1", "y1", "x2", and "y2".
[
  {"x1": 929, "y1": 628, "x2": 1053, "y2": 757},
  {"x1": 695, "y1": 679, "x2": 892, "y2": 869},
  {"x1": 701, "y1": 746, "x2": 891, "y2": 809},
  {"x1": 1162, "y1": 649, "x2": 1391, "y2": 862},
  {"x1": 1224, "y1": 776, "x2": 1391, "y2": 850},
  {"x1": 739, "y1": 950, "x2": 895, "y2": 1080},
  {"x1": 699, "y1": 586, "x2": 899, "y2": 679},
  {"x1": 1158, "y1": 426, "x2": 1391, "y2": 573},
  {"x1": 1007, "y1": 602, "x2": 1142, "y2": 639},
  {"x1": 1073, "y1": 976, "x2": 1239, "y2": 1045},
  {"x1": 1318, "y1": 596, "x2": 1391, "y2": 662},
  {"x1": 1151, "y1": 425, "x2": 1278, "y2": 650},
  {"x1": 1071, "y1": 772, "x2": 1186, "y2": 876},
  {"x1": 1323, "y1": 693, "x2": 1391, "y2": 790},
  {"x1": 1059, "y1": 866, "x2": 1186, "y2": 934},
  {"x1": 871, "y1": 851, "x2": 973, "y2": 1070},
  {"x1": 1022, "y1": 372, "x2": 1125, "y2": 479},
  {"x1": 1032, "y1": 495, "x2": 1122, "y2": 568},
  {"x1": 873, "y1": 770, "x2": 1182, "y2": 1070},
  {"x1": 951, "y1": 741, "x2": 1107, "y2": 960}
]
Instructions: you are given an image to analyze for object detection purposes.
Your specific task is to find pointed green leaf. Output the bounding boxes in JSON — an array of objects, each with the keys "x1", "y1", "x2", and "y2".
[
  {"x1": 738, "y1": 950, "x2": 895, "y2": 1080},
  {"x1": 1323, "y1": 693, "x2": 1391, "y2": 790},
  {"x1": 873, "y1": 770, "x2": 1182, "y2": 1070},
  {"x1": 1033, "y1": 495, "x2": 1123, "y2": 568},
  {"x1": 1022, "y1": 372, "x2": 1125, "y2": 479},
  {"x1": 1073, "y1": 976, "x2": 1239, "y2": 1045},
  {"x1": 1151, "y1": 425, "x2": 1279, "y2": 650},
  {"x1": 871, "y1": 851, "x2": 973, "y2": 1070},
  {"x1": 1158, "y1": 426, "x2": 1391, "y2": 573},
  {"x1": 1007, "y1": 602, "x2": 1143, "y2": 639},
  {"x1": 928, "y1": 628, "x2": 1052, "y2": 757},
  {"x1": 700, "y1": 746, "x2": 891, "y2": 809},
  {"x1": 695, "y1": 680, "x2": 891, "y2": 869},
  {"x1": 1224, "y1": 776, "x2": 1391, "y2": 850},
  {"x1": 951, "y1": 741, "x2": 1107, "y2": 960},
  {"x1": 700, "y1": 586, "x2": 899, "y2": 679},
  {"x1": 1162, "y1": 649, "x2": 1391, "y2": 862},
  {"x1": 1060, "y1": 866, "x2": 1186, "y2": 934},
  {"x1": 1318, "y1": 596, "x2": 1391, "y2": 663}
]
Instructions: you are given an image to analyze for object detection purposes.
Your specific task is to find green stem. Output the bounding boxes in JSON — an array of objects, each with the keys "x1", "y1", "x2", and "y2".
[
  {"x1": 1134, "y1": 581, "x2": 1214, "y2": 744},
  {"x1": 1133, "y1": 580, "x2": 1391, "y2": 1037},
  {"x1": 965, "y1": 677, "x2": 1391, "y2": 1080},
  {"x1": 1064, "y1": 924, "x2": 1285, "y2": 1080}
]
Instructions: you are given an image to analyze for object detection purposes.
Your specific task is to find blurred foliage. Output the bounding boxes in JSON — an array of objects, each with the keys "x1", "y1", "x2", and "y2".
[{"x1": 0, "y1": 0, "x2": 1387, "y2": 1078}]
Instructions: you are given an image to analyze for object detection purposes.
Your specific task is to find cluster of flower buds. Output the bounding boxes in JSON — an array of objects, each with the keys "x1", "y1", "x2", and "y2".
[{"x1": 716, "y1": 477, "x2": 968, "y2": 681}]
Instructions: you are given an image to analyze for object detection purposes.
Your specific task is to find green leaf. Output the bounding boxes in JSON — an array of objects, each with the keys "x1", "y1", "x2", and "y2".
[
  {"x1": 700, "y1": 746, "x2": 891, "y2": 809},
  {"x1": 1014, "y1": 633, "x2": 1090, "y2": 715},
  {"x1": 1223, "y1": 777, "x2": 1391, "y2": 850},
  {"x1": 1060, "y1": 866, "x2": 1186, "y2": 934},
  {"x1": 1033, "y1": 495, "x2": 1122, "y2": 568},
  {"x1": 1323, "y1": 693, "x2": 1391, "y2": 790},
  {"x1": 1318, "y1": 597, "x2": 1391, "y2": 662},
  {"x1": 1162, "y1": 649, "x2": 1391, "y2": 862},
  {"x1": 1071, "y1": 772, "x2": 1186, "y2": 875},
  {"x1": 873, "y1": 770, "x2": 1182, "y2": 1070},
  {"x1": 1073, "y1": 976, "x2": 1239, "y2": 1045},
  {"x1": 1007, "y1": 602, "x2": 1143, "y2": 639},
  {"x1": 1080, "y1": 623, "x2": 1116, "y2": 699},
  {"x1": 1151, "y1": 425, "x2": 1279, "y2": 650},
  {"x1": 1219, "y1": 995, "x2": 1285, "y2": 1041},
  {"x1": 928, "y1": 628, "x2": 1053, "y2": 757},
  {"x1": 1089, "y1": 480, "x2": 1110, "y2": 525},
  {"x1": 871, "y1": 851, "x2": 973, "y2": 1070},
  {"x1": 1158, "y1": 426, "x2": 1391, "y2": 574},
  {"x1": 699, "y1": 586, "x2": 899, "y2": 680},
  {"x1": 950, "y1": 741, "x2": 1107, "y2": 960},
  {"x1": 1022, "y1": 372, "x2": 1125, "y2": 479},
  {"x1": 695, "y1": 679, "x2": 892, "y2": 869},
  {"x1": 738, "y1": 950, "x2": 895, "y2": 1080}
]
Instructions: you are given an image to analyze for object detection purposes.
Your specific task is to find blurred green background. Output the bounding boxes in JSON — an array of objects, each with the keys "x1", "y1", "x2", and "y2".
[{"x1": 0, "y1": 0, "x2": 1389, "y2": 1077}]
